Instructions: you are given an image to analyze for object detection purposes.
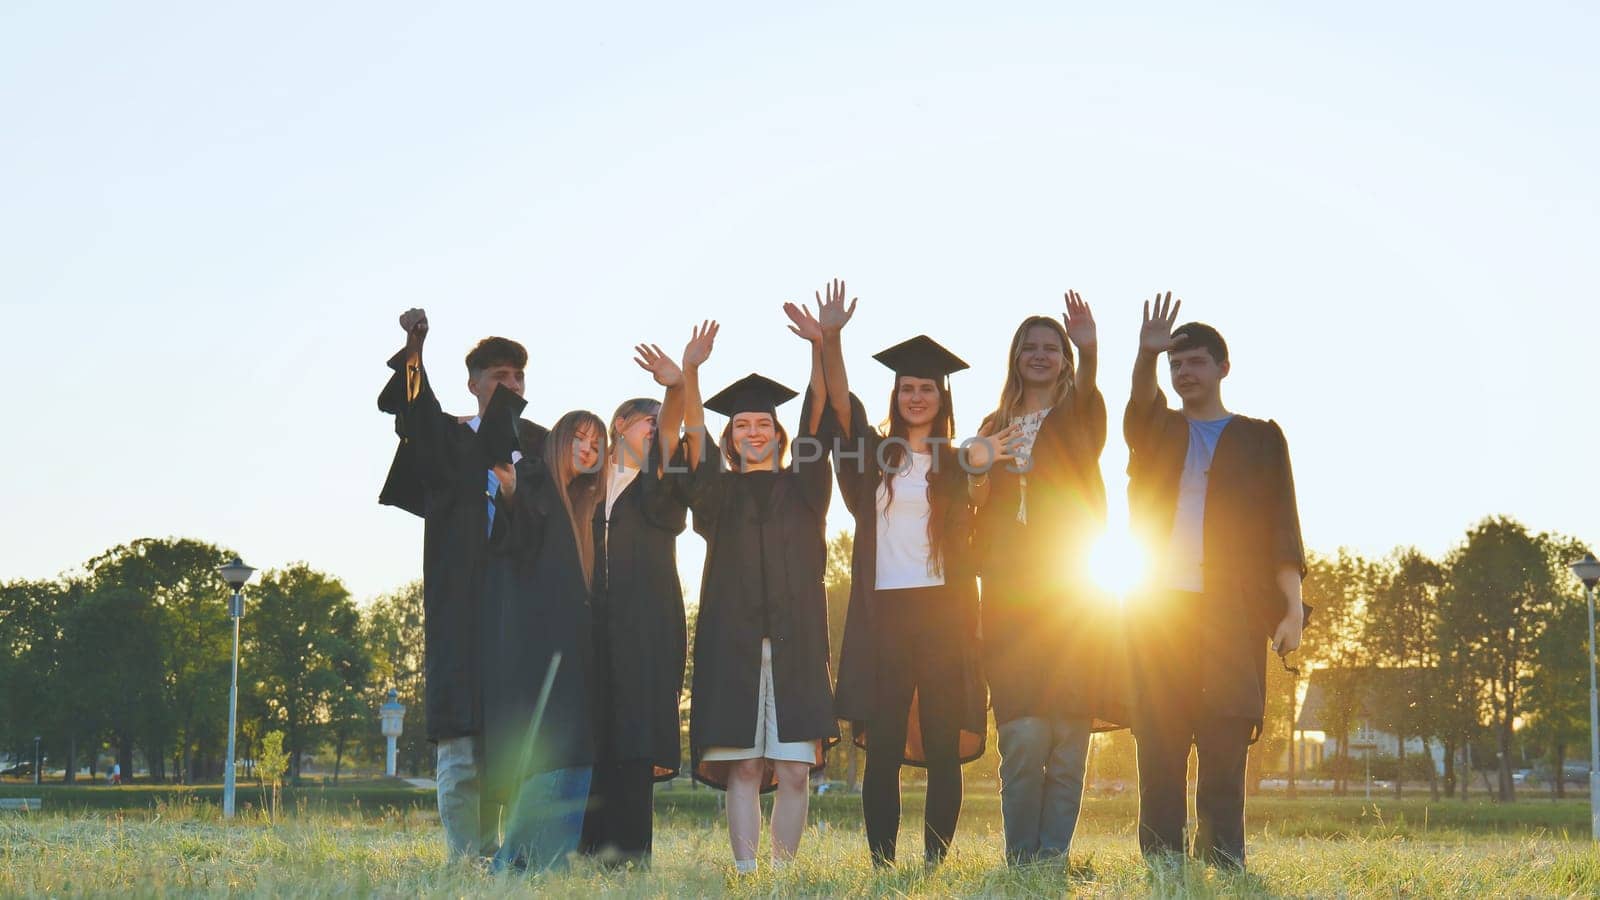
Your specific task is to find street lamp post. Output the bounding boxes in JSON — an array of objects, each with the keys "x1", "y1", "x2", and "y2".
[
  {"x1": 32, "y1": 736, "x2": 40, "y2": 786},
  {"x1": 217, "y1": 556, "x2": 256, "y2": 820},
  {"x1": 1569, "y1": 552, "x2": 1600, "y2": 840}
]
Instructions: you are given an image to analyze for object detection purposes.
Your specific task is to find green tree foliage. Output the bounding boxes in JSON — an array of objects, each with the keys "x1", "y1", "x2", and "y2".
[
  {"x1": 243, "y1": 564, "x2": 365, "y2": 782},
  {"x1": 361, "y1": 580, "x2": 428, "y2": 776}
]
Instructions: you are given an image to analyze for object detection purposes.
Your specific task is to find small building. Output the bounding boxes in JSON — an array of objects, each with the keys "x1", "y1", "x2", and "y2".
[{"x1": 1295, "y1": 667, "x2": 1446, "y2": 775}]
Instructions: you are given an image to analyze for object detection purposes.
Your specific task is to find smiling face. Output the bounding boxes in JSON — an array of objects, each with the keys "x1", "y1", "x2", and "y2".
[
  {"x1": 1168, "y1": 347, "x2": 1229, "y2": 405},
  {"x1": 1016, "y1": 323, "x2": 1066, "y2": 388},
  {"x1": 730, "y1": 412, "x2": 778, "y2": 470},
  {"x1": 895, "y1": 376, "x2": 942, "y2": 429}
]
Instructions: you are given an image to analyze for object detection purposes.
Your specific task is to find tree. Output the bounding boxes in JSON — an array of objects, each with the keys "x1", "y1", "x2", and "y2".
[
  {"x1": 1442, "y1": 517, "x2": 1560, "y2": 802},
  {"x1": 84, "y1": 538, "x2": 235, "y2": 783},
  {"x1": 1364, "y1": 548, "x2": 1444, "y2": 798},
  {"x1": 1301, "y1": 550, "x2": 1377, "y2": 796},
  {"x1": 1522, "y1": 533, "x2": 1591, "y2": 799},
  {"x1": 0, "y1": 580, "x2": 74, "y2": 777},
  {"x1": 361, "y1": 581, "x2": 429, "y2": 776},
  {"x1": 244, "y1": 565, "x2": 366, "y2": 781}
]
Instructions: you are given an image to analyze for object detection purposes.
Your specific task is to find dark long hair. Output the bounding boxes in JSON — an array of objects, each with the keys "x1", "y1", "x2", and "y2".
[
  {"x1": 544, "y1": 410, "x2": 606, "y2": 590},
  {"x1": 878, "y1": 375, "x2": 957, "y2": 577}
]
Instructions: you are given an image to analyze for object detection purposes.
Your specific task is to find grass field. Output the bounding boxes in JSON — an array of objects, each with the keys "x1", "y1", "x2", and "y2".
[{"x1": 4, "y1": 786, "x2": 1600, "y2": 896}]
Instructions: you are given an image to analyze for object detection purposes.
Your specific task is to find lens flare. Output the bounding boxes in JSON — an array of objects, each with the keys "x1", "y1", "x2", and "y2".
[{"x1": 1087, "y1": 529, "x2": 1148, "y2": 599}]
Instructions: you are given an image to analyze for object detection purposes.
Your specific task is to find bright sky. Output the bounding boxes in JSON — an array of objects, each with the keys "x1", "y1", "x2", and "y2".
[{"x1": 2, "y1": 2, "x2": 1595, "y2": 603}]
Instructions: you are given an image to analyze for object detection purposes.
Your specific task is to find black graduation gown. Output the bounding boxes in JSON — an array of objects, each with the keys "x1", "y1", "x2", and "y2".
[
  {"x1": 590, "y1": 446, "x2": 689, "y2": 781},
  {"x1": 671, "y1": 393, "x2": 840, "y2": 791},
  {"x1": 1123, "y1": 390, "x2": 1308, "y2": 736},
  {"x1": 829, "y1": 393, "x2": 987, "y2": 765},
  {"x1": 376, "y1": 349, "x2": 547, "y2": 742},
  {"x1": 483, "y1": 458, "x2": 595, "y2": 781},
  {"x1": 974, "y1": 386, "x2": 1128, "y2": 730}
]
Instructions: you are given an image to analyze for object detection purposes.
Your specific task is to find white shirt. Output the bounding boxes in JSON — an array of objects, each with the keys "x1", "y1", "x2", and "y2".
[
  {"x1": 606, "y1": 459, "x2": 641, "y2": 521},
  {"x1": 874, "y1": 451, "x2": 945, "y2": 590}
]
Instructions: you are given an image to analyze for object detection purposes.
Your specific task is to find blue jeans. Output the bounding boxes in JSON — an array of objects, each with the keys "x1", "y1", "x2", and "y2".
[
  {"x1": 491, "y1": 765, "x2": 593, "y2": 873},
  {"x1": 997, "y1": 716, "x2": 1092, "y2": 864},
  {"x1": 435, "y1": 736, "x2": 490, "y2": 861}
]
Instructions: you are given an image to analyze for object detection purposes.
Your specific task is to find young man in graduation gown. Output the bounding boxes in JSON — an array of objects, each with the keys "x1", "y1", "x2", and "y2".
[
  {"x1": 376, "y1": 308, "x2": 546, "y2": 861},
  {"x1": 1123, "y1": 294, "x2": 1307, "y2": 870}
]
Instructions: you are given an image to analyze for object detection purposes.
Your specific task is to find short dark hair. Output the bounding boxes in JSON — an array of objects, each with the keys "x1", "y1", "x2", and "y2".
[
  {"x1": 464, "y1": 337, "x2": 527, "y2": 373},
  {"x1": 1171, "y1": 322, "x2": 1228, "y2": 365}
]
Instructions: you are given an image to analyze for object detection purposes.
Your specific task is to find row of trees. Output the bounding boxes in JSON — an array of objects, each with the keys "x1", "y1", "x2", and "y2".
[
  {"x1": 0, "y1": 538, "x2": 430, "y2": 784},
  {"x1": 1252, "y1": 516, "x2": 1590, "y2": 802},
  {"x1": 2, "y1": 516, "x2": 1591, "y2": 802}
]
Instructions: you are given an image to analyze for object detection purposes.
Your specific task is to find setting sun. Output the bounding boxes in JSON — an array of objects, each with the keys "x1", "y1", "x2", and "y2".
[{"x1": 1087, "y1": 530, "x2": 1149, "y2": 600}]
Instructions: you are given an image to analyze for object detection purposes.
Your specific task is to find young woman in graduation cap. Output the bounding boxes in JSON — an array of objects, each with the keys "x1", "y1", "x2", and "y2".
[
  {"x1": 576, "y1": 328, "x2": 714, "y2": 867},
  {"x1": 480, "y1": 399, "x2": 608, "y2": 873},
  {"x1": 801, "y1": 286, "x2": 989, "y2": 867},
  {"x1": 968, "y1": 292, "x2": 1118, "y2": 866},
  {"x1": 666, "y1": 297, "x2": 839, "y2": 874}
]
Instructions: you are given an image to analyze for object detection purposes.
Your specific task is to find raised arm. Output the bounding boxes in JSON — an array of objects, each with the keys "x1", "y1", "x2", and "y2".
[
  {"x1": 1063, "y1": 290, "x2": 1098, "y2": 398},
  {"x1": 633, "y1": 342, "x2": 686, "y2": 476},
  {"x1": 679, "y1": 320, "x2": 718, "y2": 471},
  {"x1": 1131, "y1": 292, "x2": 1180, "y2": 412},
  {"x1": 789, "y1": 278, "x2": 858, "y2": 439}
]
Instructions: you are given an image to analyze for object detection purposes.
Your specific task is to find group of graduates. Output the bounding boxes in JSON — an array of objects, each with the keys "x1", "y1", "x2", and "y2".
[{"x1": 377, "y1": 282, "x2": 1308, "y2": 875}]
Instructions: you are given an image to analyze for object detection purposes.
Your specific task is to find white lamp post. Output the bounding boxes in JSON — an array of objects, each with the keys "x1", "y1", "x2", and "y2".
[
  {"x1": 217, "y1": 556, "x2": 256, "y2": 820},
  {"x1": 379, "y1": 688, "x2": 406, "y2": 778},
  {"x1": 1570, "y1": 552, "x2": 1600, "y2": 840}
]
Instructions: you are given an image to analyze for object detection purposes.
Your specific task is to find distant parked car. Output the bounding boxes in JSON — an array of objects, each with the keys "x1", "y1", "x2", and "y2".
[{"x1": 0, "y1": 762, "x2": 35, "y2": 778}]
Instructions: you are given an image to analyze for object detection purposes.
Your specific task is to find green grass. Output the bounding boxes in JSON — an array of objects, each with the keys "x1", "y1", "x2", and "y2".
[{"x1": 4, "y1": 790, "x2": 1600, "y2": 896}]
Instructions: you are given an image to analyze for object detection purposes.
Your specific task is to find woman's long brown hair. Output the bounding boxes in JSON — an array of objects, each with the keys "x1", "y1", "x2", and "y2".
[
  {"x1": 544, "y1": 410, "x2": 607, "y2": 590},
  {"x1": 879, "y1": 376, "x2": 957, "y2": 577},
  {"x1": 981, "y1": 315, "x2": 1076, "y2": 433}
]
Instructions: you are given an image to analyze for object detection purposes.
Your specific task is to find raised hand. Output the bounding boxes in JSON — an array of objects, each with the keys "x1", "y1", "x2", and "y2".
[
  {"x1": 1062, "y1": 290, "x2": 1096, "y2": 352},
  {"x1": 816, "y1": 278, "x2": 857, "y2": 335},
  {"x1": 966, "y1": 421, "x2": 1025, "y2": 472},
  {"x1": 399, "y1": 308, "x2": 428, "y2": 354},
  {"x1": 683, "y1": 320, "x2": 719, "y2": 371},
  {"x1": 783, "y1": 302, "x2": 823, "y2": 344},
  {"x1": 634, "y1": 343, "x2": 683, "y2": 388},
  {"x1": 1139, "y1": 291, "x2": 1182, "y2": 355}
]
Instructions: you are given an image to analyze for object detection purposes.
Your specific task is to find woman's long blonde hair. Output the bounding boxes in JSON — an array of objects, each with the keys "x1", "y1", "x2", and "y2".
[
  {"x1": 609, "y1": 396, "x2": 661, "y2": 470},
  {"x1": 544, "y1": 410, "x2": 607, "y2": 590},
  {"x1": 982, "y1": 315, "x2": 1075, "y2": 432}
]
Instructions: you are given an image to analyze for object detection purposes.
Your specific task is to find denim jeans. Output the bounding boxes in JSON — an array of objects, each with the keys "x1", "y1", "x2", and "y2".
[
  {"x1": 492, "y1": 765, "x2": 593, "y2": 873},
  {"x1": 996, "y1": 716, "x2": 1092, "y2": 864},
  {"x1": 436, "y1": 736, "x2": 490, "y2": 861}
]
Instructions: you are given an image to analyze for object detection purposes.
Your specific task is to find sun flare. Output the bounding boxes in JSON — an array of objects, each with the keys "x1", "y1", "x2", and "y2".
[{"x1": 1087, "y1": 529, "x2": 1149, "y2": 600}]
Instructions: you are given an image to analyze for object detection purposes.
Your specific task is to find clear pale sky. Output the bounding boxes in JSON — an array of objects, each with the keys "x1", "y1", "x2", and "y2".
[{"x1": 2, "y1": 2, "x2": 1595, "y2": 603}]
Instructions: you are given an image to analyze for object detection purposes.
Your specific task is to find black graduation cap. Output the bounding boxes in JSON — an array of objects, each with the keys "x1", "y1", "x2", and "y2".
[
  {"x1": 704, "y1": 373, "x2": 798, "y2": 417},
  {"x1": 478, "y1": 383, "x2": 528, "y2": 467},
  {"x1": 872, "y1": 335, "x2": 969, "y2": 380}
]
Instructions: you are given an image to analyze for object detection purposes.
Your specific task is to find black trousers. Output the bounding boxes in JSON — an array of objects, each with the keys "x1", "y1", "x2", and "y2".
[
  {"x1": 861, "y1": 586, "x2": 964, "y2": 865},
  {"x1": 578, "y1": 604, "x2": 656, "y2": 865},
  {"x1": 579, "y1": 757, "x2": 656, "y2": 863},
  {"x1": 1132, "y1": 591, "x2": 1254, "y2": 869}
]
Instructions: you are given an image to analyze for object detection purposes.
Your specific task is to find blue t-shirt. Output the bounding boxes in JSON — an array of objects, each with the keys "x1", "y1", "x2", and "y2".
[{"x1": 1167, "y1": 415, "x2": 1234, "y2": 592}]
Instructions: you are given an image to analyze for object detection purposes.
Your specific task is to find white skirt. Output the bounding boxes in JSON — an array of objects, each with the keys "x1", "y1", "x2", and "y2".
[{"x1": 702, "y1": 638, "x2": 819, "y2": 764}]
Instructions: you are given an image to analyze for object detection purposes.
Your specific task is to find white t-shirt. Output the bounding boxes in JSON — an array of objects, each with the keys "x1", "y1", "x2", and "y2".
[{"x1": 874, "y1": 451, "x2": 945, "y2": 590}]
